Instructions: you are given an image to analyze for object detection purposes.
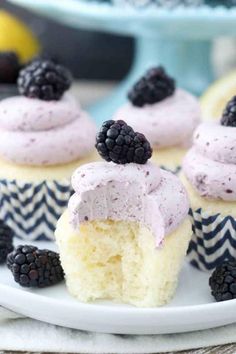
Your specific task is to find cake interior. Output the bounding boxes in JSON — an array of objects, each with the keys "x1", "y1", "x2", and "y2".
[{"x1": 56, "y1": 212, "x2": 191, "y2": 307}]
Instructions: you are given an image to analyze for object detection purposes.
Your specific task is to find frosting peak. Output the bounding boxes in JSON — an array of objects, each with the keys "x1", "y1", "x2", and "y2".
[
  {"x1": 68, "y1": 161, "x2": 189, "y2": 246},
  {"x1": 183, "y1": 122, "x2": 236, "y2": 201},
  {"x1": 194, "y1": 122, "x2": 236, "y2": 164},
  {"x1": 0, "y1": 93, "x2": 78, "y2": 132}
]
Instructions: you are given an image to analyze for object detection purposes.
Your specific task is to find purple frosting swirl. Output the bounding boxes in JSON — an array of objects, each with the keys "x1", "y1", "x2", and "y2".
[
  {"x1": 0, "y1": 93, "x2": 96, "y2": 166},
  {"x1": 183, "y1": 122, "x2": 236, "y2": 201}
]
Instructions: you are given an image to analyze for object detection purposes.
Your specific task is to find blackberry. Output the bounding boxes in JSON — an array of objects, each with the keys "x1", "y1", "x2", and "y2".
[
  {"x1": 0, "y1": 51, "x2": 20, "y2": 84},
  {"x1": 209, "y1": 260, "x2": 236, "y2": 302},
  {"x1": 0, "y1": 222, "x2": 14, "y2": 264},
  {"x1": 96, "y1": 120, "x2": 152, "y2": 164},
  {"x1": 128, "y1": 66, "x2": 175, "y2": 107},
  {"x1": 17, "y1": 59, "x2": 72, "y2": 101},
  {"x1": 7, "y1": 245, "x2": 64, "y2": 288},
  {"x1": 221, "y1": 96, "x2": 236, "y2": 127}
]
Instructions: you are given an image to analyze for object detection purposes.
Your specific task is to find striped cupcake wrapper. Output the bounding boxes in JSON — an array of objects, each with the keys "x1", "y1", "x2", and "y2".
[
  {"x1": 188, "y1": 208, "x2": 236, "y2": 271},
  {"x1": 0, "y1": 178, "x2": 72, "y2": 241}
]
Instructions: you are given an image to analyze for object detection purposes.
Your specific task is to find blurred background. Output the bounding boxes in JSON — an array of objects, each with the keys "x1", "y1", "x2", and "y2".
[
  {"x1": 1, "y1": 0, "x2": 134, "y2": 80},
  {"x1": 1, "y1": 0, "x2": 236, "y2": 86}
]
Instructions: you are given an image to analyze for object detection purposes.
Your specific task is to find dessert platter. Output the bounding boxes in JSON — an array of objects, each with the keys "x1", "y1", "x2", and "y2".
[{"x1": 1, "y1": 2, "x2": 236, "y2": 336}]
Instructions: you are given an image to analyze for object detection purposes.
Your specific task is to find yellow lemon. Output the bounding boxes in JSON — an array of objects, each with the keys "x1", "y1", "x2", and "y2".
[
  {"x1": 0, "y1": 10, "x2": 40, "y2": 63},
  {"x1": 201, "y1": 70, "x2": 236, "y2": 121}
]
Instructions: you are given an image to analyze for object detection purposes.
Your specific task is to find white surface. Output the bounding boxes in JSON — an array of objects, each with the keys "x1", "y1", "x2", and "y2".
[
  {"x1": 1, "y1": 241, "x2": 236, "y2": 335},
  {"x1": 2, "y1": 316, "x2": 236, "y2": 354}
]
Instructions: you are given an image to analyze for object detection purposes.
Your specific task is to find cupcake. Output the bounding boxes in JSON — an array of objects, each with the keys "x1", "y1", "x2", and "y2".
[
  {"x1": 113, "y1": 67, "x2": 201, "y2": 173},
  {"x1": 55, "y1": 120, "x2": 191, "y2": 307},
  {"x1": 0, "y1": 59, "x2": 97, "y2": 241},
  {"x1": 181, "y1": 96, "x2": 236, "y2": 271}
]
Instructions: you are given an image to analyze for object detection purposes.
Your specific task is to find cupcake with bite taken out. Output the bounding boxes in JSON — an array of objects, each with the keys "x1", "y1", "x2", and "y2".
[
  {"x1": 55, "y1": 120, "x2": 192, "y2": 307},
  {"x1": 0, "y1": 59, "x2": 97, "y2": 241},
  {"x1": 181, "y1": 96, "x2": 236, "y2": 271},
  {"x1": 113, "y1": 67, "x2": 201, "y2": 173}
]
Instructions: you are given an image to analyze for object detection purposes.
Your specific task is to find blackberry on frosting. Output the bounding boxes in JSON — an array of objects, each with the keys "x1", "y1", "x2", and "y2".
[
  {"x1": 17, "y1": 59, "x2": 72, "y2": 101},
  {"x1": 128, "y1": 66, "x2": 175, "y2": 107},
  {"x1": 95, "y1": 120, "x2": 152, "y2": 164},
  {"x1": 221, "y1": 96, "x2": 236, "y2": 127}
]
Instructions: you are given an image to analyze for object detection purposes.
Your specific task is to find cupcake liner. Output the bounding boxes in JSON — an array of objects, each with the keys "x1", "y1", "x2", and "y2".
[
  {"x1": 188, "y1": 208, "x2": 236, "y2": 271},
  {"x1": 0, "y1": 178, "x2": 72, "y2": 241}
]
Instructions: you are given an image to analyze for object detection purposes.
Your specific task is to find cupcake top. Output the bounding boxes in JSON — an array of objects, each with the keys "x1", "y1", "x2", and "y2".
[
  {"x1": 69, "y1": 120, "x2": 189, "y2": 247},
  {"x1": 0, "y1": 59, "x2": 96, "y2": 166},
  {"x1": 183, "y1": 96, "x2": 236, "y2": 201},
  {"x1": 113, "y1": 67, "x2": 201, "y2": 149}
]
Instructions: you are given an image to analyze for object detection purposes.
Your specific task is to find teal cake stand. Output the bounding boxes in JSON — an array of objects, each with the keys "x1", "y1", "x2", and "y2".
[{"x1": 8, "y1": 0, "x2": 236, "y2": 123}]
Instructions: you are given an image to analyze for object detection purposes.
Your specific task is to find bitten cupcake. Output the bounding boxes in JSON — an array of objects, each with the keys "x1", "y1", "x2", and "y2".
[
  {"x1": 181, "y1": 96, "x2": 236, "y2": 271},
  {"x1": 113, "y1": 67, "x2": 201, "y2": 173},
  {"x1": 0, "y1": 59, "x2": 97, "y2": 241},
  {"x1": 55, "y1": 120, "x2": 192, "y2": 307}
]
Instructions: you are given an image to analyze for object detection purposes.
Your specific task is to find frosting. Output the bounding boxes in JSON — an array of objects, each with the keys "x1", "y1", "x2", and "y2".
[
  {"x1": 194, "y1": 122, "x2": 236, "y2": 164},
  {"x1": 113, "y1": 89, "x2": 201, "y2": 149},
  {"x1": 0, "y1": 93, "x2": 96, "y2": 166},
  {"x1": 183, "y1": 122, "x2": 236, "y2": 201},
  {"x1": 68, "y1": 161, "x2": 189, "y2": 246}
]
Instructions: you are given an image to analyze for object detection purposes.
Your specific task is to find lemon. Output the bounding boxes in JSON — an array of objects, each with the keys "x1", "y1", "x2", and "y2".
[
  {"x1": 201, "y1": 71, "x2": 236, "y2": 121},
  {"x1": 0, "y1": 10, "x2": 40, "y2": 63}
]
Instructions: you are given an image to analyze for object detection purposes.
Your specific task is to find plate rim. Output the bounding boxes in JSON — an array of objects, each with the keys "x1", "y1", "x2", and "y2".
[
  {"x1": 1, "y1": 280, "x2": 236, "y2": 314},
  {"x1": 1, "y1": 265, "x2": 236, "y2": 334}
]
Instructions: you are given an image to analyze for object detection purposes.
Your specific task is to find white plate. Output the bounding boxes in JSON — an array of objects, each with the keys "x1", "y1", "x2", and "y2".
[{"x1": 0, "y1": 240, "x2": 236, "y2": 335}]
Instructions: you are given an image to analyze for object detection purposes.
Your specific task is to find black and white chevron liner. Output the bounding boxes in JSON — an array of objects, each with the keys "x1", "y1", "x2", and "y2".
[
  {"x1": 0, "y1": 178, "x2": 72, "y2": 241},
  {"x1": 188, "y1": 208, "x2": 236, "y2": 271}
]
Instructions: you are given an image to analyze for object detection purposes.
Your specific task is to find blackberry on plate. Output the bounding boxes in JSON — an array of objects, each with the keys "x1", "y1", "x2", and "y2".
[
  {"x1": 0, "y1": 222, "x2": 14, "y2": 264},
  {"x1": 221, "y1": 96, "x2": 236, "y2": 127},
  {"x1": 128, "y1": 66, "x2": 175, "y2": 107},
  {"x1": 17, "y1": 59, "x2": 72, "y2": 101},
  {"x1": 96, "y1": 120, "x2": 152, "y2": 164},
  {"x1": 209, "y1": 260, "x2": 236, "y2": 301},
  {"x1": 7, "y1": 245, "x2": 64, "y2": 288},
  {"x1": 0, "y1": 51, "x2": 20, "y2": 84}
]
